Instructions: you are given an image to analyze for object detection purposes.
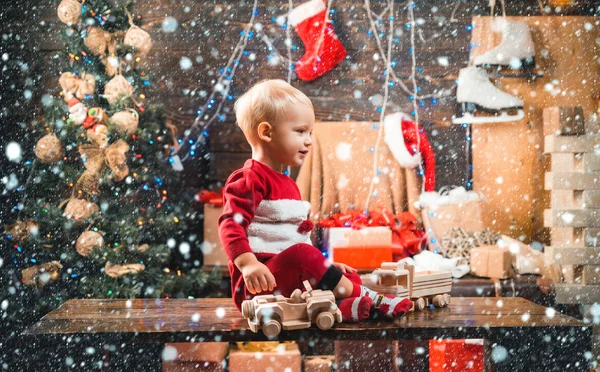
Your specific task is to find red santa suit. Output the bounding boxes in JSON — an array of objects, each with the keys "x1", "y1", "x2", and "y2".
[{"x1": 218, "y1": 159, "x2": 360, "y2": 310}]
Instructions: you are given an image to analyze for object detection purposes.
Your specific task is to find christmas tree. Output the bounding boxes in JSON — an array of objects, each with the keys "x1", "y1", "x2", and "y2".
[{"x1": 2, "y1": 0, "x2": 219, "y2": 337}]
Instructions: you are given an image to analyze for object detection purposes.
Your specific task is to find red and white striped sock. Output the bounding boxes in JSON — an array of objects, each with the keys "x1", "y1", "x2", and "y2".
[
  {"x1": 359, "y1": 285, "x2": 413, "y2": 319},
  {"x1": 337, "y1": 296, "x2": 372, "y2": 322}
]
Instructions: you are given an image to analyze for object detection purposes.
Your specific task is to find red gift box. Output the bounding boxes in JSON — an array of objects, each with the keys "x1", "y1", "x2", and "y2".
[
  {"x1": 332, "y1": 245, "x2": 393, "y2": 270},
  {"x1": 429, "y1": 339, "x2": 484, "y2": 372}
]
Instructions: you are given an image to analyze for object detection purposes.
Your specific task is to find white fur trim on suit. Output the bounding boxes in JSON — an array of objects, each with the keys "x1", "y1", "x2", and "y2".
[
  {"x1": 350, "y1": 296, "x2": 362, "y2": 321},
  {"x1": 383, "y1": 112, "x2": 422, "y2": 168},
  {"x1": 288, "y1": 0, "x2": 325, "y2": 26},
  {"x1": 248, "y1": 199, "x2": 312, "y2": 254}
]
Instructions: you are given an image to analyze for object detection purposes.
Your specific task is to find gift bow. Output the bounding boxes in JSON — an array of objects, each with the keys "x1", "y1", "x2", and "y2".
[
  {"x1": 317, "y1": 210, "x2": 426, "y2": 258},
  {"x1": 59, "y1": 72, "x2": 95, "y2": 101},
  {"x1": 79, "y1": 139, "x2": 129, "y2": 182}
]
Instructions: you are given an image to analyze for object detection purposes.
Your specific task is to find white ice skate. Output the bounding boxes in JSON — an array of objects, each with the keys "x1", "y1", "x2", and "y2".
[
  {"x1": 474, "y1": 19, "x2": 540, "y2": 78},
  {"x1": 452, "y1": 66, "x2": 524, "y2": 125}
]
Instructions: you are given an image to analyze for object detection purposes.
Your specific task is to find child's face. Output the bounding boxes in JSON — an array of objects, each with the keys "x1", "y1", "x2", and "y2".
[{"x1": 268, "y1": 103, "x2": 315, "y2": 167}]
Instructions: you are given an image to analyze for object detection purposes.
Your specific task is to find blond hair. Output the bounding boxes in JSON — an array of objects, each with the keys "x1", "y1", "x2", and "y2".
[{"x1": 234, "y1": 79, "x2": 313, "y2": 141}]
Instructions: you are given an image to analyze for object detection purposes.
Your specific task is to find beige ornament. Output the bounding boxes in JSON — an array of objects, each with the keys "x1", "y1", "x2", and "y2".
[
  {"x1": 86, "y1": 124, "x2": 109, "y2": 148},
  {"x1": 102, "y1": 56, "x2": 119, "y2": 77},
  {"x1": 57, "y1": 0, "x2": 81, "y2": 25},
  {"x1": 75, "y1": 170, "x2": 101, "y2": 196},
  {"x1": 64, "y1": 198, "x2": 99, "y2": 222},
  {"x1": 124, "y1": 25, "x2": 152, "y2": 55},
  {"x1": 442, "y1": 227, "x2": 476, "y2": 265},
  {"x1": 75, "y1": 230, "x2": 104, "y2": 256},
  {"x1": 84, "y1": 27, "x2": 112, "y2": 56},
  {"x1": 110, "y1": 109, "x2": 139, "y2": 136},
  {"x1": 59, "y1": 72, "x2": 95, "y2": 101},
  {"x1": 136, "y1": 244, "x2": 149, "y2": 253},
  {"x1": 105, "y1": 261, "x2": 145, "y2": 278},
  {"x1": 79, "y1": 139, "x2": 130, "y2": 181},
  {"x1": 104, "y1": 75, "x2": 134, "y2": 105},
  {"x1": 4, "y1": 219, "x2": 39, "y2": 242},
  {"x1": 22, "y1": 261, "x2": 63, "y2": 289},
  {"x1": 35, "y1": 134, "x2": 63, "y2": 163}
]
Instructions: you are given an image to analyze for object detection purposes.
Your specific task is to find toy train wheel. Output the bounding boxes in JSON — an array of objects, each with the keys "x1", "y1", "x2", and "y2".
[
  {"x1": 262, "y1": 319, "x2": 281, "y2": 337},
  {"x1": 432, "y1": 295, "x2": 446, "y2": 308},
  {"x1": 242, "y1": 300, "x2": 255, "y2": 319},
  {"x1": 443, "y1": 294, "x2": 451, "y2": 305},
  {"x1": 415, "y1": 298, "x2": 426, "y2": 311},
  {"x1": 316, "y1": 312, "x2": 335, "y2": 330}
]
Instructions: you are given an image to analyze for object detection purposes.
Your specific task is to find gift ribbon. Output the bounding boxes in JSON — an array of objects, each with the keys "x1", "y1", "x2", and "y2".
[{"x1": 79, "y1": 139, "x2": 129, "y2": 182}]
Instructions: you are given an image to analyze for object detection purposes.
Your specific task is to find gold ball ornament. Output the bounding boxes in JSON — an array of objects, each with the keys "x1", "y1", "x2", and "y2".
[
  {"x1": 22, "y1": 261, "x2": 63, "y2": 289},
  {"x1": 64, "y1": 198, "x2": 99, "y2": 222},
  {"x1": 35, "y1": 134, "x2": 63, "y2": 163},
  {"x1": 102, "y1": 56, "x2": 120, "y2": 77},
  {"x1": 104, "y1": 75, "x2": 134, "y2": 105},
  {"x1": 75, "y1": 231, "x2": 104, "y2": 256},
  {"x1": 124, "y1": 26, "x2": 152, "y2": 55},
  {"x1": 57, "y1": 0, "x2": 81, "y2": 25},
  {"x1": 110, "y1": 109, "x2": 139, "y2": 136}
]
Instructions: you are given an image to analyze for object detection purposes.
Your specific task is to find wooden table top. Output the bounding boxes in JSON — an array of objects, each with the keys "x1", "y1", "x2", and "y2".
[{"x1": 24, "y1": 297, "x2": 586, "y2": 342}]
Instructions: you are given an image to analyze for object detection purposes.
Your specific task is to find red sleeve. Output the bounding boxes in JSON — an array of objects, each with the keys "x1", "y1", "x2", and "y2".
[{"x1": 218, "y1": 168, "x2": 266, "y2": 261}]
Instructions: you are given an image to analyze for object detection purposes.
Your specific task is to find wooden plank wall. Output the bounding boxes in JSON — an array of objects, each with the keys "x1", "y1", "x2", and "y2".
[{"x1": 3, "y1": 0, "x2": 599, "y2": 234}]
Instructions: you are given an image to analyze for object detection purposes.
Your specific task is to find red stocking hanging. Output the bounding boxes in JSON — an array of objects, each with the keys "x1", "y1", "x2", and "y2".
[{"x1": 288, "y1": 0, "x2": 347, "y2": 81}]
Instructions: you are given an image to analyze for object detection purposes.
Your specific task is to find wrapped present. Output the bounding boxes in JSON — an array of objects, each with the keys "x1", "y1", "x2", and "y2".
[
  {"x1": 304, "y1": 355, "x2": 334, "y2": 372},
  {"x1": 470, "y1": 245, "x2": 515, "y2": 279},
  {"x1": 429, "y1": 339, "x2": 484, "y2": 372},
  {"x1": 332, "y1": 245, "x2": 393, "y2": 270},
  {"x1": 324, "y1": 226, "x2": 392, "y2": 259},
  {"x1": 229, "y1": 342, "x2": 301, "y2": 372},
  {"x1": 418, "y1": 187, "x2": 484, "y2": 255},
  {"x1": 202, "y1": 204, "x2": 228, "y2": 267},
  {"x1": 162, "y1": 342, "x2": 228, "y2": 372}
]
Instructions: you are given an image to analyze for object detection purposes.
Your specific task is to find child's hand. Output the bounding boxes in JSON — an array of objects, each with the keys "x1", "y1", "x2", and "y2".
[
  {"x1": 332, "y1": 262, "x2": 357, "y2": 274},
  {"x1": 241, "y1": 261, "x2": 277, "y2": 294}
]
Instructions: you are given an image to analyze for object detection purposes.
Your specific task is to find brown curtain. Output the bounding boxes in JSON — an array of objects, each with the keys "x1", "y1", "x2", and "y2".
[{"x1": 296, "y1": 121, "x2": 421, "y2": 220}]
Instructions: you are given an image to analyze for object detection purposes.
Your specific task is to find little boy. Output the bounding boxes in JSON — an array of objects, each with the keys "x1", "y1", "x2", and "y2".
[{"x1": 218, "y1": 79, "x2": 412, "y2": 322}]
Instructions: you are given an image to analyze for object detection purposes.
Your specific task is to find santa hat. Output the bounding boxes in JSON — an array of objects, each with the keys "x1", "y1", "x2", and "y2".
[
  {"x1": 383, "y1": 112, "x2": 436, "y2": 192},
  {"x1": 68, "y1": 98, "x2": 82, "y2": 109}
]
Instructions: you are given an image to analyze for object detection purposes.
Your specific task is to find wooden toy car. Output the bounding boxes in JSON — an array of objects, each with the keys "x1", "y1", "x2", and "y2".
[
  {"x1": 241, "y1": 280, "x2": 342, "y2": 337},
  {"x1": 361, "y1": 262, "x2": 452, "y2": 311}
]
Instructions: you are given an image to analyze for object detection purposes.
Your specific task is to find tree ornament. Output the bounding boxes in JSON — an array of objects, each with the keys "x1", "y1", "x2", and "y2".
[
  {"x1": 86, "y1": 124, "x2": 108, "y2": 148},
  {"x1": 442, "y1": 227, "x2": 475, "y2": 265},
  {"x1": 103, "y1": 56, "x2": 120, "y2": 77},
  {"x1": 35, "y1": 134, "x2": 63, "y2": 163},
  {"x1": 83, "y1": 27, "x2": 112, "y2": 56},
  {"x1": 83, "y1": 107, "x2": 108, "y2": 129},
  {"x1": 75, "y1": 170, "x2": 101, "y2": 196},
  {"x1": 105, "y1": 262, "x2": 145, "y2": 278},
  {"x1": 63, "y1": 198, "x2": 99, "y2": 222},
  {"x1": 104, "y1": 75, "x2": 134, "y2": 105},
  {"x1": 4, "y1": 219, "x2": 39, "y2": 242},
  {"x1": 110, "y1": 109, "x2": 139, "y2": 136},
  {"x1": 59, "y1": 72, "x2": 95, "y2": 101},
  {"x1": 79, "y1": 139, "x2": 130, "y2": 181},
  {"x1": 57, "y1": 0, "x2": 81, "y2": 25},
  {"x1": 67, "y1": 98, "x2": 88, "y2": 126},
  {"x1": 123, "y1": 11, "x2": 152, "y2": 56},
  {"x1": 22, "y1": 261, "x2": 63, "y2": 289},
  {"x1": 137, "y1": 244, "x2": 149, "y2": 253},
  {"x1": 75, "y1": 230, "x2": 104, "y2": 256}
]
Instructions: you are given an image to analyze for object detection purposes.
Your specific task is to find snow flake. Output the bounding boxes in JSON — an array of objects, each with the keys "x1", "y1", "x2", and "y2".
[
  {"x1": 162, "y1": 17, "x2": 179, "y2": 33},
  {"x1": 179, "y1": 57, "x2": 193, "y2": 70},
  {"x1": 5, "y1": 142, "x2": 22, "y2": 162}
]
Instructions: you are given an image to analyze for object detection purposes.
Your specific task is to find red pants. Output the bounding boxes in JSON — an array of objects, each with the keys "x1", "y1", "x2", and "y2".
[{"x1": 229, "y1": 243, "x2": 362, "y2": 310}]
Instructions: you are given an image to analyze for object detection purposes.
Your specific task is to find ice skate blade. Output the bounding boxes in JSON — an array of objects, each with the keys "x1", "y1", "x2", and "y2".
[
  {"x1": 452, "y1": 109, "x2": 525, "y2": 125},
  {"x1": 484, "y1": 70, "x2": 544, "y2": 80}
]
